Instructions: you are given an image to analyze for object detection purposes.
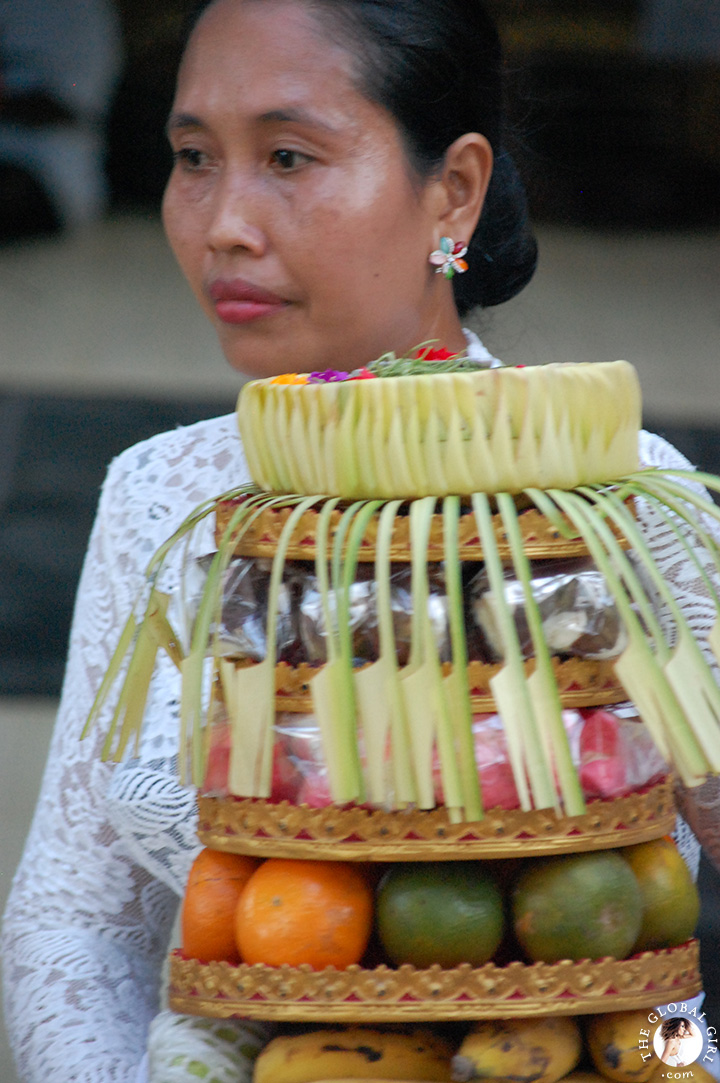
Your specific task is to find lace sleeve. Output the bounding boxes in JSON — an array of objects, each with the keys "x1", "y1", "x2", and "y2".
[
  {"x1": 1, "y1": 413, "x2": 248, "y2": 1082},
  {"x1": 637, "y1": 430, "x2": 720, "y2": 875}
]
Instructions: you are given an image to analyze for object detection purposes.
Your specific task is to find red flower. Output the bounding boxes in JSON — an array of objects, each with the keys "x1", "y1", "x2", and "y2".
[
  {"x1": 417, "y1": 346, "x2": 458, "y2": 362},
  {"x1": 348, "y1": 367, "x2": 376, "y2": 380}
]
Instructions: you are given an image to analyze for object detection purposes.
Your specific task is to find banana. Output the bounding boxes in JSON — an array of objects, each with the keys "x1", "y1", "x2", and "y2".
[
  {"x1": 253, "y1": 1026, "x2": 454, "y2": 1083},
  {"x1": 585, "y1": 1011, "x2": 658, "y2": 1082},
  {"x1": 451, "y1": 1017, "x2": 582, "y2": 1083},
  {"x1": 559, "y1": 1075, "x2": 609, "y2": 1083}
]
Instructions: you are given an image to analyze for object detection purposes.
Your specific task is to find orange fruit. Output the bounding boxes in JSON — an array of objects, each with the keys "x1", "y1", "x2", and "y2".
[
  {"x1": 235, "y1": 858, "x2": 373, "y2": 970},
  {"x1": 511, "y1": 851, "x2": 643, "y2": 963},
  {"x1": 621, "y1": 837, "x2": 700, "y2": 951},
  {"x1": 181, "y1": 847, "x2": 260, "y2": 963},
  {"x1": 375, "y1": 862, "x2": 505, "y2": 968}
]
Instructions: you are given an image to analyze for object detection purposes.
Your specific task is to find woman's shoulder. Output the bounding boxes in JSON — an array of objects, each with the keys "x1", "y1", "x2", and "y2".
[
  {"x1": 639, "y1": 428, "x2": 695, "y2": 471},
  {"x1": 106, "y1": 410, "x2": 248, "y2": 493},
  {"x1": 108, "y1": 410, "x2": 243, "y2": 476},
  {"x1": 99, "y1": 411, "x2": 249, "y2": 543}
]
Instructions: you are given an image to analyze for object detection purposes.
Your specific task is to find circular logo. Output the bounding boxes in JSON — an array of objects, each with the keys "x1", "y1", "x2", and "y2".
[{"x1": 653, "y1": 1017, "x2": 704, "y2": 1068}]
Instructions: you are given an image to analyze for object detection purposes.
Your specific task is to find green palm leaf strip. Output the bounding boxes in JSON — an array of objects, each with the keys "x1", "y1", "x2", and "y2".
[
  {"x1": 621, "y1": 476, "x2": 720, "y2": 596},
  {"x1": 356, "y1": 499, "x2": 418, "y2": 806},
  {"x1": 352, "y1": 500, "x2": 405, "y2": 806},
  {"x1": 620, "y1": 473, "x2": 720, "y2": 668},
  {"x1": 548, "y1": 487, "x2": 711, "y2": 784},
  {"x1": 309, "y1": 496, "x2": 367, "y2": 803},
  {"x1": 627, "y1": 470, "x2": 720, "y2": 607},
  {"x1": 333, "y1": 499, "x2": 385, "y2": 802},
  {"x1": 471, "y1": 492, "x2": 556, "y2": 810},
  {"x1": 181, "y1": 490, "x2": 294, "y2": 785},
  {"x1": 526, "y1": 486, "x2": 667, "y2": 764},
  {"x1": 442, "y1": 495, "x2": 483, "y2": 821},
  {"x1": 223, "y1": 494, "x2": 321, "y2": 796},
  {"x1": 497, "y1": 491, "x2": 585, "y2": 815},
  {"x1": 579, "y1": 482, "x2": 720, "y2": 776},
  {"x1": 397, "y1": 497, "x2": 463, "y2": 816}
]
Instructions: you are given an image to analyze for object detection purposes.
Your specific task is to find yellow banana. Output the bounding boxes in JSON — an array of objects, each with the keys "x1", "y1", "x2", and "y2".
[
  {"x1": 451, "y1": 1017, "x2": 582, "y2": 1083},
  {"x1": 253, "y1": 1026, "x2": 454, "y2": 1083},
  {"x1": 585, "y1": 1011, "x2": 658, "y2": 1082}
]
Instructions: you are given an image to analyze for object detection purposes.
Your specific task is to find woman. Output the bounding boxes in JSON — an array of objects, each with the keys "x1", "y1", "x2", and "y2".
[
  {"x1": 659, "y1": 1018, "x2": 703, "y2": 1066},
  {"x1": 1, "y1": 1, "x2": 714, "y2": 1080}
]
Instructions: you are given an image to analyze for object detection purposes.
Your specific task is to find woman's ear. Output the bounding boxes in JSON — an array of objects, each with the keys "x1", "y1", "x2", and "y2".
[{"x1": 430, "y1": 133, "x2": 493, "y2": 245}]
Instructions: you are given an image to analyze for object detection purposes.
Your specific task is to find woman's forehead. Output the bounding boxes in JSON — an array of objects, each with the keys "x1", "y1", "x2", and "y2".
[{"x1": 174, "y1": 0, "x2": 365, "y2": 130}]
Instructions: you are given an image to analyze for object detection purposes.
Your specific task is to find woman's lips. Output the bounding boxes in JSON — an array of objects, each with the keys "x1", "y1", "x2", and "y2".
[{"x1": 208, "y1": 278, "x2": 289, "y2": 324}]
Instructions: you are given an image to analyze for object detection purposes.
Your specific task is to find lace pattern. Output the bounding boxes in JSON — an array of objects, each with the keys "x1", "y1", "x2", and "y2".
[{"x1": 1, "y1": 414, "x2": 716, "y2": 1080}]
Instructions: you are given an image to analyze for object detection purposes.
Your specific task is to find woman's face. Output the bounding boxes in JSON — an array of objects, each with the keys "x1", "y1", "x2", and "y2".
[{"x1": 163, "y1": 0, "x2": 461, "y2": 379}]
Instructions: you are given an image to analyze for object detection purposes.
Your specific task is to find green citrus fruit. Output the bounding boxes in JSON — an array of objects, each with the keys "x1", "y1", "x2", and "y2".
[
  {"x1": 621, "y1": 837, "x2": 700, "y2": 951},
  {"x1": 511, "y1": 850, "x2": 643, "y2": 963},
  {"x1": 376, "y1": 861, "x2": 505, "y2": 968}
]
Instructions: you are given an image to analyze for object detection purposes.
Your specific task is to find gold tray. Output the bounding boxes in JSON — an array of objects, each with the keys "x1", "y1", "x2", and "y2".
[
  {"x1": 216, "y1": 499, "x2": 631, "y2": 563},
  {"x1": 168, "y1": 940, "x2": 701, "y2": 1022},
  {"x1": 197, "y1": 777, "x2": 675, "y2": 861},
  {"x1": 266, "y1": 656, "x2": 627, "y2": 713}
]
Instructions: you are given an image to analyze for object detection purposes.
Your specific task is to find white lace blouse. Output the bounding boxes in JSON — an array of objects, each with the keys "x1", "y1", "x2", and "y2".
[{"x1": 1, "y1": 411, "x2": 715, "y2": 1082}]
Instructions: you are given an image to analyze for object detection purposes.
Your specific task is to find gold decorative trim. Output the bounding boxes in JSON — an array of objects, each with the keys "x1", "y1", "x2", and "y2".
[
  {"x1": 168, "y1": 940, "x2": 701, "y2": 1022},
  {"x1": 264, "y1": 656, "x2": 627, "y2": 713},
  {"x1": 197, "y1": 777, "x2": 675, "y2": 860},
  {"x1": 216, "y1": 499, "x2": 631, "y2": 563}
]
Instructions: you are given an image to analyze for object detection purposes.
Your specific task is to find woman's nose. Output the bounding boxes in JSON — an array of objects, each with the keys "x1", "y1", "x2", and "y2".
[{"x1": 207, "y1": 171, "x2": 267, "y2": 255}]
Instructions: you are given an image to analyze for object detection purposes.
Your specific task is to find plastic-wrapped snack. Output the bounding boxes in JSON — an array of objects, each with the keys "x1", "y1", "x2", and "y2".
[
  {"x1": 272, "y1": 712, "x2": 331, "y2": 807},
  {"x1": 182, "y1": 554, "x2": 303, "y2": 662},
  {"x1": 469, "y1": 557, "x2": 628, "y2": 662},
  {"x1": 573, "y1": 705, "x2": 668, "y2": 799},
  {"x1": 203, "y1": 698, "x2": 667, "y2": 806},
  {"x1": 298, "y1": 562, "x2": 450, "y2": 666},
  {"x1": 432, "y1": 708, "x2": 667, "y2": 809},
  {"x1": 201, "y1": 707, "x2": 332, "y2": 804}
]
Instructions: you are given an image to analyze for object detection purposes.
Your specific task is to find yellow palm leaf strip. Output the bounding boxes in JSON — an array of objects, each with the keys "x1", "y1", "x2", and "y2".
[
  {"x1": 145, "y1": 600, "x2": 183, "y2": 671},
  {"x1": 225, "y1": 495, "x2": 321, "y2": 796},
  {"x1": 82, "y1": 608, "x2": 136, "y2": 744},
  {"x1": 104, "y1": 589, "x2": 172, "y2": 761},
  {"x1": 82, "y1": 489, "x2": 237, "y2": 748},
  {"x1": 579, "y1": 483, "x2": 720, "y2": 774},
  {"x1": 497, "y1": 492, "x2": 584, "y2": 816},
  {"x1": 549, "y1": 487, "x2": 710, "y2": 784},
  {"x1": 373, "y1": 499, "x2": 417, "y2": 806},
  {"x1": 471, "y1": 492, "x2": 554, "y2": 811},
  {"x1": 442, "y1": 495, "x2": 483, "y2": 821}
]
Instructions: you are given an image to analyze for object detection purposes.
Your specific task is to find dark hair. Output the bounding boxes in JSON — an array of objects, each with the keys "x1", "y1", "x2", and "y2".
[
  {"x1": 186, "y1": 0, "x2": 538, "y2": 313},
  {"x1": 660, "y1": 1019, "x2": 687, "y2": 1041}
]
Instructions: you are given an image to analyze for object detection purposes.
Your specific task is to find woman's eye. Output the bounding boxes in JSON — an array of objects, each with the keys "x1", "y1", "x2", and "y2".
[
  {"x1": 270, "y1": 148, "x2": 312, "y2": 172},
  {"x1": 172, "y1": 147, "x2": 207, "y2": 171}
]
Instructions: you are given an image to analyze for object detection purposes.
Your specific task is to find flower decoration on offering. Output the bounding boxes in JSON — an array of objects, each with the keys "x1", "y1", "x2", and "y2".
[{"x1": 83, "y1": 352, "x2": 720, "y2": 839}]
